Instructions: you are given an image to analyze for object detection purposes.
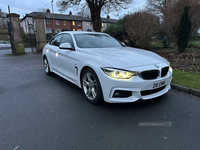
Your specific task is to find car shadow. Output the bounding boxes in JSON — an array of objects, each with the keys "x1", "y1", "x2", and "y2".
[{"x1": 48, "y1": 72, "x2": 169, "y2": 112}]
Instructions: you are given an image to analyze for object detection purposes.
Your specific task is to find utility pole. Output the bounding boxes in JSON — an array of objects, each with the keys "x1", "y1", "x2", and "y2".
[
  {"x1": 51, "y1": 0, "x2": 55, "y2": 35},
  {"x1": 7, "y1": 5, "x2": 17, "y2": 56}
]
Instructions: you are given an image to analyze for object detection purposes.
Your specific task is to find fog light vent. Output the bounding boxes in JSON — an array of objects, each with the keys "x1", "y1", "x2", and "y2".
[{"x1": 113, "y1": 90, "x2": 132, "y2": 98}]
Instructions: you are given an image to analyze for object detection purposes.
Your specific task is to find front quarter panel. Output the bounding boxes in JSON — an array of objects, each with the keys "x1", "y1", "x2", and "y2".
[{"x1": 75, "y1": 50, "x2": 111, "y2": 88}]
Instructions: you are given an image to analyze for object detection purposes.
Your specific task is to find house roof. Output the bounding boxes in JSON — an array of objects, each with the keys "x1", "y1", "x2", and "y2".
[
  {"x1": 83, "y1": 17, "x2": 117, "y2": 23},
  {"x1": 22, "y1": 12, "x2": 117, "y2": 23}
]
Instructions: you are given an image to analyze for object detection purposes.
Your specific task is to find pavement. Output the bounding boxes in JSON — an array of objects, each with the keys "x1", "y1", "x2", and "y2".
[
  {"x1": 0, "y1": 47, "x2": 37, "y2": 55},
  {"x1": 171, "y1": 83, "x2": 200, "y2": 98}
]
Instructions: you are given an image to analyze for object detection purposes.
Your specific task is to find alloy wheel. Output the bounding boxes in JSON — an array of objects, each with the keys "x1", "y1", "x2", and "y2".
[{"x1": 82, "y1": 72, "x2": 97, "y2": 100}]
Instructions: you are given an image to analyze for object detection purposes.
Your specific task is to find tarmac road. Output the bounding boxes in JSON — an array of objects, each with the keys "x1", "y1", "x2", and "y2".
[{"x1": 0, "y1": 50, "x2": 200, "y2": 150}]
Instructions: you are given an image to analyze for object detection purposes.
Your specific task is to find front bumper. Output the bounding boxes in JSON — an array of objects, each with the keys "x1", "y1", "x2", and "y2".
[{"x1": 97, "y1": 63, "x2": 172, "y2": 103}]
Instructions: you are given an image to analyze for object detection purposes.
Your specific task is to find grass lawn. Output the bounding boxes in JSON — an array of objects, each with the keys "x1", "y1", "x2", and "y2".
[
  {"x1": 172, "y1": 70, "x2": 200, "y2": 90},
  {"x1": 151, "y1": 41, "x2": 200, "y2": 48},
  {"x1": 188, "y1": 41, "x2": 200, "y2": 46},
  {"x1": 189, "y1": 41, "x2": 200, "y2": 44},
  {"x1": 150, "y1": 44, "x2": 163, "y2": 48}
]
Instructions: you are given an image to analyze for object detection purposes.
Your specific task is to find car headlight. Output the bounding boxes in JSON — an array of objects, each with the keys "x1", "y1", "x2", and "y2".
[
  {"x1": 101, "y1": 68, "x2": 137, "y2": 79},
  {"x1": 169, "y1": 66, "x2": 173, "y2": 72}
]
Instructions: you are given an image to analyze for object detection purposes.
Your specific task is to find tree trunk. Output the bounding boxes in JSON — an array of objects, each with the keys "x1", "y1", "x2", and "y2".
[{"x1": 89, "y1": 7, "x2": 101, "y2": 32}]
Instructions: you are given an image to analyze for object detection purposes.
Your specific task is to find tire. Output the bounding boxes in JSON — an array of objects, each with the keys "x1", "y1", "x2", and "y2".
[
  {"x1": 81, "y1": 68, "x2": 103, "y2": 104},
  {"x1": 43, "y1": 57, "x2": 51, "y2": 75}
]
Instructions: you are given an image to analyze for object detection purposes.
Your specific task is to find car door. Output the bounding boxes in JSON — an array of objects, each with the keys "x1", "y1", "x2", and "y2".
[
  {"x1": 57, "y1": 33, "x2": 76, "y2": 83},
  {"x1": 48, "y1": 34, "x2": 63, "y2": 71}
]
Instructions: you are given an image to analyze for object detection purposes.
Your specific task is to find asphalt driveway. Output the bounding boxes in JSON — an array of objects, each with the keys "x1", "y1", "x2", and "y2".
[{"x1": 0, "y1": 50, "x2": 200, "y2": 150}]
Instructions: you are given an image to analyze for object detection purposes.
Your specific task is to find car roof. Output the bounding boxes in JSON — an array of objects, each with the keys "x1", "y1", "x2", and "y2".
[{"x1": 58, "y1": 31, "x2": 107, "y2": 35}]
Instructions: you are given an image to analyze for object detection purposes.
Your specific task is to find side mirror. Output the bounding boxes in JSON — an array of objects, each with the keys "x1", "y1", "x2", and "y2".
[{"x1": 59, "y1": 43, "x2": 73, "y2": 50}]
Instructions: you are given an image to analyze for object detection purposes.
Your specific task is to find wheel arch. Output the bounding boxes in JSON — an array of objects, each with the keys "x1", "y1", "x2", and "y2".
[
  {"x1": 79, "y1": 66, "x2": 104, "y2": 103},
  {"x1": 42, "y1": 54, "x2": 52, "y2": 74},
  {"x1": 79, "y1": 66, "x2": 102, "y2": 89},
  {"x1": 43, "y1": 54, "x2": 47, "y2": 60},
  {"x1": 80, "y1": 66, "x2": 94, "y2": 85}
]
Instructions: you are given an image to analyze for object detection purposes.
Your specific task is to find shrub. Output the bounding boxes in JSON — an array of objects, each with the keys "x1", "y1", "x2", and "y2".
[
  {"x1": 177, "y1": 6, "x2": 191, "y2": 52},
  {"x1": 125, "y1": 11, "x2": 160, "y2": 50}
]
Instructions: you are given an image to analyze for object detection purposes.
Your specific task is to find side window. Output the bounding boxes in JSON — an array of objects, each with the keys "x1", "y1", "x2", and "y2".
[
  {"x1": 61, "y1": 34, "x2": 74, "y2": 48},
  {"x1": 50, "y1": 34, "x2": 63, "y2": 47}
]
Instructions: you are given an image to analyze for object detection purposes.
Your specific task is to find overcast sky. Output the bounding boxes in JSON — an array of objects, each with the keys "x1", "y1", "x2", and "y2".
[{"x1": 0, "y1": 0, "x2": 146, "y2": 19}]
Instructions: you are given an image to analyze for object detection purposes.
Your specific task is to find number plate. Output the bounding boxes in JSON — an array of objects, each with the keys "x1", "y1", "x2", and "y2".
[{"x1": 148, "y1": 81, "x2": 166, "y2": 90}]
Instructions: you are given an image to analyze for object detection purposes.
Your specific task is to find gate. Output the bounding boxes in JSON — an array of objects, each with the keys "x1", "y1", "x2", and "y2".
[
  {"x1": 7, "y1": 17, "x2": 17, "y2": 55},
  {"x1": 27, "y1": 20, "x2": 36, "y2": 52}
]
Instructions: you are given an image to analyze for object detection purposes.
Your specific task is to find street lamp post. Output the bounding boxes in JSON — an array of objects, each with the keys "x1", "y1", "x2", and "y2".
[{"x1": 51, "y1": 0, "x2": 55, "y2": 35}]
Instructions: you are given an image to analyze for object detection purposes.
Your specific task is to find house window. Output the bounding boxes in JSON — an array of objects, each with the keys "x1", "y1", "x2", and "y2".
[
  {"x1": 77, "y1": 29, "x2": 82, "y2": 31},
  {"x1": 101, "y1": 29, "x2": 103, "y2": 32},
  {"x1": 78, "y1": 21, "x2": 81, "y2": 26},
  {"x1": 56, "y1": 20, "x2": 60, "y2": 25},
  {"x1": 102, "y1": 22, "x2": 103, "y2": 27},
  {"x1": 72, "y1": 21, "x2": 75, "y2": 26},
  {"x1": 46, "y1": 19, "x2": 50, "y2": 24},
  {"x1": 87, "y1": 22, "x2": 89, "y2": 26},
  {"x1": 55, "y1": 28, "x2": 61, "y2": 33},
  {"x1": 73, "y1": 29, "x2": 75, "y2": 31},
  {"x1": 90, "y1": 22, "x2": 92, "y2": 25},
  {"x1": 46, "y1": 28, "x2": 52, "y2": 33},
  {"x1": 63, "y1": 21, "x2": 66, "y2": 25}
]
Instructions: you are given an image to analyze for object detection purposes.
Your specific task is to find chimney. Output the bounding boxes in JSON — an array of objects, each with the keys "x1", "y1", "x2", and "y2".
[
  {"x1": 69, "y1": 11, "x2": 72, "y2": 16},
  {"x1": 46, "y1": 9, "x2": 50, "y2": 13},
  {"x1": 107, "y1": 15, "x2": 110, "y2": 19}
]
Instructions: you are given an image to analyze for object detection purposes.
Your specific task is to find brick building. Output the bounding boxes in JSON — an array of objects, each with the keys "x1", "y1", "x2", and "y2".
[
  {"x1": 82, "y1": 15, "x2": 117, "y2": 32},
  {"x1": 20, "y1": 9, "x2": 117, "y2": 35}
]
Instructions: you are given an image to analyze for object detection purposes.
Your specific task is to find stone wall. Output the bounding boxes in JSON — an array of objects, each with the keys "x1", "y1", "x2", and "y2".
[
  {"x1": 7, "y1": 13, "x2": 25, "y2": 54},
  {"x1": 0, "y1": 28, "x2": 9, "y2": 41},
  {"x1": 34, "y1": 15, "x2": 47, "y2": 52}
]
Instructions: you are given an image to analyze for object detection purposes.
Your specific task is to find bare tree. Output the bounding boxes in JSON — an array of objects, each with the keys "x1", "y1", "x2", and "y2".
[
  {"x1": 146, "y1": 0, "x2": 167, "y2": 15},
  {"x1": 57, "y1": 0, "x2": 133, "y2": 32},
  {"x1": 38, "y1": 7, "x2": 50, "y2": 12},
  {"x1": 146, "y1": 0, "x2": 200, "y2": 49},
  {"x1": 163, "y1": 0, "x2": 200, "y2": 48},
  {"x1": 125, "y1": 10, "x2": 160, "y2": 49},
  {"x1": 158, "y1": 20, "x2": 173, "y2": 48},
  {"x1": 77, "y1": 4, "x2": 91, "y2": 17}
]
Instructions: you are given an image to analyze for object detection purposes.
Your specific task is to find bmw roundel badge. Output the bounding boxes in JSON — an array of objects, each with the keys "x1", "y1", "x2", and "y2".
[{"x1": 154, "y1": 64, "x2": 159, "y2": 68}]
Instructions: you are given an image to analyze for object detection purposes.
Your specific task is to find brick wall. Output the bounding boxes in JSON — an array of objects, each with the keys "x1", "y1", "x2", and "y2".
[{"x1": 46, "y1": 19, "x2": 82, "y2": 33}]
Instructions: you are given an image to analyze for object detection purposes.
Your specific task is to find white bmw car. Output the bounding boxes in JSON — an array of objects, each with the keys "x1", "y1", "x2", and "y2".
[{"x1": 42, "y1": 31, "x2": 172, "y2": 104}]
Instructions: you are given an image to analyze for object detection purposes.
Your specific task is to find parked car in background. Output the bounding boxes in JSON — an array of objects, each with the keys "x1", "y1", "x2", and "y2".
[
  {"x1": 42, "y1": 31, "x2": 173, "y2": 104},
  {"x1": 0, "y1": 41, "x2": 11, "y2": 49}
]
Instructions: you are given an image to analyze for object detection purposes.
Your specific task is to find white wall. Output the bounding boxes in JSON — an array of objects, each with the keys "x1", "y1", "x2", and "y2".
[
  {"x1": 21, "y1": 17, "x2": 48, "y2": 34},
  {"x1": 82, "y1": 21, "x2": 110, "y2": 32},
  {"x1": 21, "y1": 17, "x2": 34, "y2": 34},
  {"x1": 82, "y1": 21, "x2": 93, "y2": 31},
  {"x1": 101, "y1": 22, "x2": 110, "y2": 32}
]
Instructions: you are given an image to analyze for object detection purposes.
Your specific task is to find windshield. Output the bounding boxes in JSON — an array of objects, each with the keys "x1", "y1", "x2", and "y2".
[{"x1": 74, "y1": 34, "x2": 123, "y2": 48}]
